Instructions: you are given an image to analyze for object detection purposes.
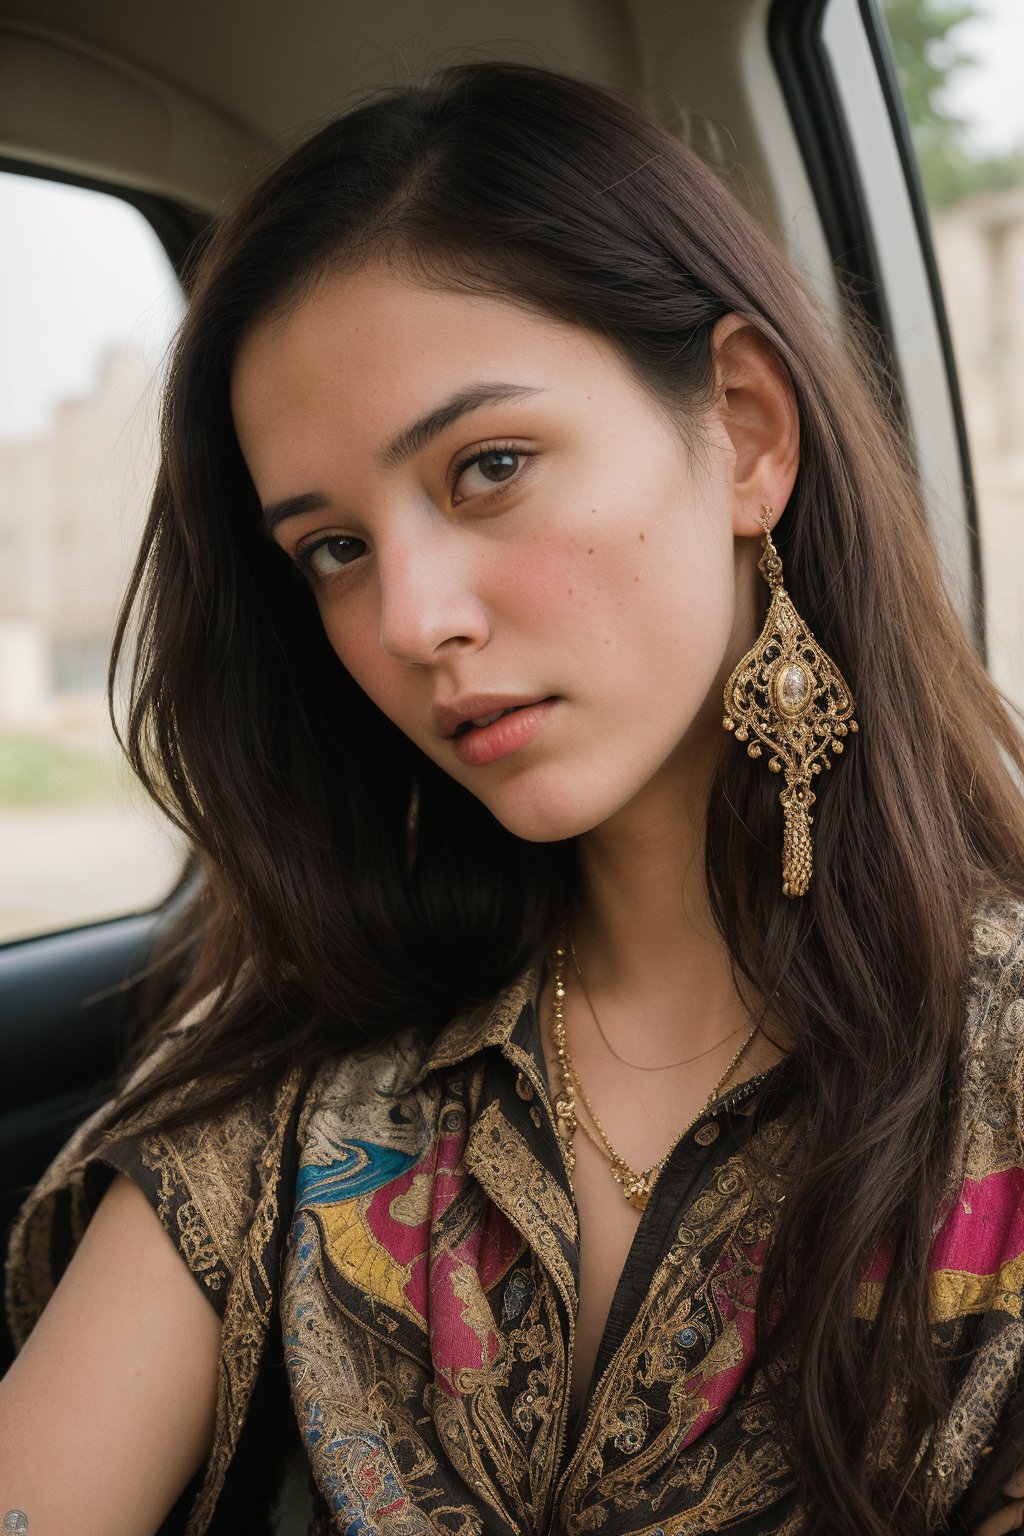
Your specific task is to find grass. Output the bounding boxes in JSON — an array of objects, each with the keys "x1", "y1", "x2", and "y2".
[{"x1": 0, "y1": 731, "x2": 135, "y2": 805}]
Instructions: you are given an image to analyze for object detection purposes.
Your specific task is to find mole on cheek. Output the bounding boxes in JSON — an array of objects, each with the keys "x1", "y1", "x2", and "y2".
[{"x1": 639, "y1": 532, "x2": 646, "y2": 542}]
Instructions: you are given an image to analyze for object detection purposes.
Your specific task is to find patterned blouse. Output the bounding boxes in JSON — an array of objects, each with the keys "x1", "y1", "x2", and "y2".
[{"x1": 7, "y1": 897, "x2": 1024, "y2": 1534}]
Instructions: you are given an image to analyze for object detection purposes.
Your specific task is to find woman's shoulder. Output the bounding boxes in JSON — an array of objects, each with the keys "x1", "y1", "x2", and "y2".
[
  {"x1": 5, "y1": 968, "x2": 530, "y2": 1347},
  {"x1": 965, "y1": 889, "x2": 1024, "y2": 995},
  {"x1": 301, "y1": 965, "x2": 539, "y2": 1110},
  {"x1": 5, "y1": 1032, "x2": 306, "y2": 1348}
]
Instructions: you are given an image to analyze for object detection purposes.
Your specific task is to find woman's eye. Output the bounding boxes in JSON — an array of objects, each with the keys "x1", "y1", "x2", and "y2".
[
  {"x1": 298, "y1": 535, "x2": 366, "y2": 579},
  {"x1": 453, "y1": 447, "x2": 524, "y2": 499}
]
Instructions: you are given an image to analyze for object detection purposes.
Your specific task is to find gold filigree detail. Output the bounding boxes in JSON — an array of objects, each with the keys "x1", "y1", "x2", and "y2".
[{"x1": 723, "y1": 507, "x2": 858, "y2": 897}]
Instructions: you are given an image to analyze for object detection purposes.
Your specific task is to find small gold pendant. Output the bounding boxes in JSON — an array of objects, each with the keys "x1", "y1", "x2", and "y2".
[{"x1": 623, "y1": 1168, "x2": 656, "y2": 1213}]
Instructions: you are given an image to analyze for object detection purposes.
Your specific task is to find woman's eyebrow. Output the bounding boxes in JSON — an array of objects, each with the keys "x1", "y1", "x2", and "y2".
[
  {"x1": 260, "y1": 382, "x2": 545, "y2": 537},
  {"x1": 261, "y1": 491, "x2": 331, "y2": 539},
  {"x1": 377, "y1": 382, "x2": 545, "y2": 470}
]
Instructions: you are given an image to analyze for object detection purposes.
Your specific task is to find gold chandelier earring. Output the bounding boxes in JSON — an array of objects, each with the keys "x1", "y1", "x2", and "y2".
[{"x1": 722, "y1": 505, "x2": 858, "y2": 898}]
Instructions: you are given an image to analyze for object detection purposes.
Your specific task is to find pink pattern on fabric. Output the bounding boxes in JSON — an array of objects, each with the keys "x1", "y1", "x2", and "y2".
[
  {"x1": 859, "y1": 1166, "x2": 1024, "y2": 1288},
  {"x1": 675, "y1": 1167, "x2": 1024, "y2": 1454},
  {"x1": 930, "y1": 1167, "x2": 1024, "y2": 1274},
  {"x1": 361, "y1": 1114, "x2": 522, "y2": 1392},
  {"x1": 675, "y1": 1238, "x2": 769, "y2": 1452}
]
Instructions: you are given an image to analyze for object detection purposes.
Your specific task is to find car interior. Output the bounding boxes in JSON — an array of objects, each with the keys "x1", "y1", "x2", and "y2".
[{"x1": 0, "y1": 0, "x2": 979, "y2": 1382}]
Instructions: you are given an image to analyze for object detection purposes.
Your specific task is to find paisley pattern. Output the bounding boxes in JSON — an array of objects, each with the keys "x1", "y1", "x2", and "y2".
[{"x1": 6, "y1": 896, "x2": 1024, "y2": 1533}]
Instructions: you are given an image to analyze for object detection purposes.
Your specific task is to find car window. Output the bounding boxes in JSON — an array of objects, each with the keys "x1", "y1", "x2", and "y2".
[
  {"x1": 0, "y1": 170, "x2": 187, "y2": 944},
  {"x1": 881, "y1": 0, "x2": 1024, "y2": 715}
]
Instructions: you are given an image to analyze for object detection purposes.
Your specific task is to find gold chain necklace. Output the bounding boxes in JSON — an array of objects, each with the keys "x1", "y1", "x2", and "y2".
[
  {"x1": 550, "y1": 933, "x2": 761, "y2": 1212},
  {"x1": 568, "y1": 936, "x2": 749, "y2": 1071}
]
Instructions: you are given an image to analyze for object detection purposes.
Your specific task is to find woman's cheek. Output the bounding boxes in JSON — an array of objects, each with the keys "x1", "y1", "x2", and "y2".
[
  {"x1": 319, "y1": 600, "x2": 386, "y2": 699},
  {"x1": 488, "y1": 518, "x2": 639, "y2": 619}
]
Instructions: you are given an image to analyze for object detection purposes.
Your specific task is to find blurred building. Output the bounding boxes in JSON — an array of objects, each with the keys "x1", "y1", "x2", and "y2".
[
  {"x1": 932, "y1": 185, "x2": 1024, "y2": 709},
  {"x1": 0, "y1": 348, "x2": 160, "y2": 728}
]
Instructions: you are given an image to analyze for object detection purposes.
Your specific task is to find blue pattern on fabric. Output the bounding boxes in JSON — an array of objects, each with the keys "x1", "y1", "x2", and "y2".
[{"x1": 295, "y1": 1140, "x2": 419, "y2": 1206}]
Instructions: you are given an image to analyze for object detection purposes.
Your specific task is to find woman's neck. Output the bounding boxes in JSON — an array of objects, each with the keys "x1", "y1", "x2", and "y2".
[{"x1": 569, "y1": 761, "x2": 777, "y2": 1067}]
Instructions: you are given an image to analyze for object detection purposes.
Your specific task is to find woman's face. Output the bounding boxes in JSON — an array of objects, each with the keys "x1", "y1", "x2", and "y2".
[{"x1": 231, "y1": 265, "x2": 764, "y2": 844}]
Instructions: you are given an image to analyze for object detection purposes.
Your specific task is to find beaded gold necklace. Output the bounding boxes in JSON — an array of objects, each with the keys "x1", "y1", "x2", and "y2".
[{"x1": 549, "y1": 933, "x2": 761, "y2": 1212}]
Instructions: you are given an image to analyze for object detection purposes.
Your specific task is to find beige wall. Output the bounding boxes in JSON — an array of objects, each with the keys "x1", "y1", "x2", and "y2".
[
  {"x1": 932, "y1": 186, "x2": 1024, "y2": 716},
  {"x1": 0, "y1": 346, "x2": 159, "y2": 726}
]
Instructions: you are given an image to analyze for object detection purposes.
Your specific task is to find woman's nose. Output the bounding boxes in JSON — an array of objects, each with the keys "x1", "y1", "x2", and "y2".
[{"x1": 377, "y1": 533, "x2": 490, "y2": 665}]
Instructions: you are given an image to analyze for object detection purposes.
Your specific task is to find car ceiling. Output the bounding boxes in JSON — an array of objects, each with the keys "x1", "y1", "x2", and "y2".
[{"x1": 0, "y1": 0, "x2": 816, "y2": 255}]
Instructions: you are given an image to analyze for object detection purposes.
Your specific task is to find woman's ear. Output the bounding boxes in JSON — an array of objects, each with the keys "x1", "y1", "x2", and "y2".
[{"x1": 708, "y1": 313, "x2": 800, "y2": 537}]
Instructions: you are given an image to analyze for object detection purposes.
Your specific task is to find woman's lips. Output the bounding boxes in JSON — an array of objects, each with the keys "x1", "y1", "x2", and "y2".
[{"x1": 451, "y1": 698, "x2": 557, "y2": 767}]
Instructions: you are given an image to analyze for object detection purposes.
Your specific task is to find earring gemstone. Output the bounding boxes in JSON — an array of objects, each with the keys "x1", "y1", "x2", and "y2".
[{"x1": 774, "y1": 661, "x2": 812, "y2": 717}]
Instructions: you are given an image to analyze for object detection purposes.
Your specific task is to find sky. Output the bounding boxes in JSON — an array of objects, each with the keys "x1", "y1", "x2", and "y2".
[
  {"x1": 0, "y1": 175, "x2": 182, "y2": 440},
  {"x1": 0, "y1": 0, "x2": 1022, "y2": 444},
  {"x1": 941, "y1": 0, "x2": 1024, "y2": 157}
]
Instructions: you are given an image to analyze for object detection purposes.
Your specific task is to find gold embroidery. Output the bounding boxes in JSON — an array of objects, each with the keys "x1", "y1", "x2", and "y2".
[
  {"x1": 557, "y1": 1117, "x2": 800, "y2": 1530},
  {"x1": 10, "y1": 897, "x2": 1024, "y2": 1534},
  {"x1": 389, "y1": 1172, "x2": 437, "y2": 1225},
  {"x1": 956, "y1": 901, "x2": 1024, "y2": 1187},
  {"x1": 185, "y1": 1064, "x2": 306, "y2": 1535},
  {"x1": 464, "y1": 1100, "x2": 577, "y2": 1324}
]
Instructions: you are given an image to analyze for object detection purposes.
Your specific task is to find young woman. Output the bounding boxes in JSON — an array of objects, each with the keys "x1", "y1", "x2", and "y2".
[{"x1": 4, "y1": 61, "x2": 1024, "y2": 1536}]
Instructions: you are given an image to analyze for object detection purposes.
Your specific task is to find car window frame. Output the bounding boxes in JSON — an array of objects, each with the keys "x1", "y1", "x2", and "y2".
[
  {"x1": 0, "y1": 157, "x2": 204, "y2": 947},
  {"x1": 768, "y1": 0, "x2": 984, "y2": 659}
]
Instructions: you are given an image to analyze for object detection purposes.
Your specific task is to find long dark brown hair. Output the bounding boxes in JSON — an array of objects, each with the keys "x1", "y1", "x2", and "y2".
[{"x1": 98, "y1": 61, "x2": 1024, "y2": 1533}]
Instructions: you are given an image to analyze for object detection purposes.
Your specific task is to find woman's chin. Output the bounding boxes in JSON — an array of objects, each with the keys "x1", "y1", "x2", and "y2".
[{"x1": 477, "y1": 782, "x2": 615, "y2": 845}]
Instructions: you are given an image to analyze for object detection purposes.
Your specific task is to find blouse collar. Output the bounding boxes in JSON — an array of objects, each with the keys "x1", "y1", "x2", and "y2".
[{"x1": 417, "y1": 957, "x2": 546, "y2": 1082}]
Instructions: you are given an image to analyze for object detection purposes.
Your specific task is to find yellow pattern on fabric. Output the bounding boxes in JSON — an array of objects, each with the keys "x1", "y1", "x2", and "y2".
[
  {"x1": 855, "y1": 1251, "x2": 1024, "y2": 1326},
  {"x1": 318, "y1": 1201, "x2": 420, "y2": 1324}
]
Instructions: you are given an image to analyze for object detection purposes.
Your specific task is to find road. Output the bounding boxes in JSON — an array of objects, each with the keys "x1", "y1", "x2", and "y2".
[{"x1": 0, "y1": 801, "x2": 186, "y2": 943}]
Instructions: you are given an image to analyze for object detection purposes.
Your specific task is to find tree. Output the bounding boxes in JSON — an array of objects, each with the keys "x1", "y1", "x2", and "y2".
[{"x1": 882, "y1": 0, "x2": 1024, "y2": 205}]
